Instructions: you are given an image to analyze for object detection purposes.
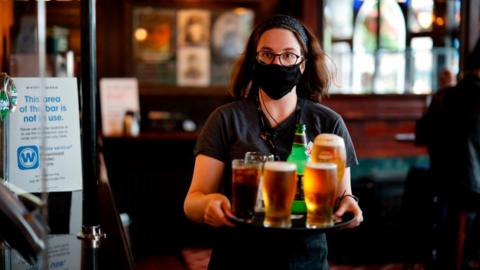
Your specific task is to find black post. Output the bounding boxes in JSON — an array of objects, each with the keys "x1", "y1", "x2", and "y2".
[
  {"x1": 78, "y1": 0, "x2": 104, "y2": 269},
  {"x1": 81, "y1": 0, "x2": 98, "y2": 227}
]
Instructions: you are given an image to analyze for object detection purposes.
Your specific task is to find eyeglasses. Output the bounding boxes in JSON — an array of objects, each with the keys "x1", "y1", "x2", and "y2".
[{"x1": 256, "y1": 50, "x2": 304, "y2": 67}]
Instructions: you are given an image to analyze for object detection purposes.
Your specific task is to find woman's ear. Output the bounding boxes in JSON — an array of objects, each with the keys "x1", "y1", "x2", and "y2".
[{"x1": 300, "y1": 60, "x2": 306, "y2": 73}]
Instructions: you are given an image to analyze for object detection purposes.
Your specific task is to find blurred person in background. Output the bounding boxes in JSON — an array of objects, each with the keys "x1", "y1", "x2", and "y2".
[
  {"x1": 437, "y1": 67, "x2": 456, "y2": 90},
  {"x1": 416, "y1": 39, "x2": 480, "y2": 269}
]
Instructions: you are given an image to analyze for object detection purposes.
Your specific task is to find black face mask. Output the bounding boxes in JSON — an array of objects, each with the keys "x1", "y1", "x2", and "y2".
[{"x1": 252, "y1": 62, "x2": 302, "y2": 100}]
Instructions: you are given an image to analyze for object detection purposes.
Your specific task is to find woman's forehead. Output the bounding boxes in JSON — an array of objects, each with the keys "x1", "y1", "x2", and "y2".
[{"x1": 256, "y1": 28, "x2": 302, "y2": 52}]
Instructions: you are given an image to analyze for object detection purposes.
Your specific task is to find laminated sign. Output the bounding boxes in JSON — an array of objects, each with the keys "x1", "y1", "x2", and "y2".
[{"x1": 7, "y1": 78, "x2": 82, "y2": 192}]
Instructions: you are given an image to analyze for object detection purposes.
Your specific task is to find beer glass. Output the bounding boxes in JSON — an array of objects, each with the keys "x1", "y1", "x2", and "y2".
[
  {"x1": 231, "y1": 159, "x2": 261, "y2": 222},
  {"x1": 303, "y1": 162, "x2": 337, "y2": 228},
  {"x1": 262, "y1": 161, "x2": 297, "y2": 228},
  {"x1": 311, "y1": 134, "x2": 347, "y2": 202},
  {"x1": 244, "y1": 152, "x2": 274, "y2": 213}
]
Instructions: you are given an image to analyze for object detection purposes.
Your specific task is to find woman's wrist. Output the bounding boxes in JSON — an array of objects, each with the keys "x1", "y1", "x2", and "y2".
[{"x1": 341, "y1": 194, "x2": 359, "y2": 203}]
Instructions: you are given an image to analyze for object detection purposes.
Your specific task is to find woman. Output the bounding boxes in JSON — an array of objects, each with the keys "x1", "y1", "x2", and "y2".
[{"x1": 184, "y1": 14, "x2": 363, "y2": 270}]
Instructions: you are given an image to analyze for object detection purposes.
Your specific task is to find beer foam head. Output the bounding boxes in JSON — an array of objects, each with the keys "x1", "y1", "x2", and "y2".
[
  {"x1": 264, "y1": 161, "x2": 296, "y2": 171},
  {"x1": 314, "y1": 133, "x2": 345, "y2": 147},
  {"x1": 306, "y1": 162, "x2": 337, "y2": 170}
]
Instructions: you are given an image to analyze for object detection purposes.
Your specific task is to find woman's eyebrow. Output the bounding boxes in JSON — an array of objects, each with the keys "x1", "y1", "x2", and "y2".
[{"x1": 258, "y1": 46, "x2": 300, "y2": 53}]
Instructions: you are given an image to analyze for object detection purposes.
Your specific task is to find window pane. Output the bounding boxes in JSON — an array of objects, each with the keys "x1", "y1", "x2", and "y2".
[
  {"x1": 410, "y1": 37, "x2": 433, "y2": 94},
  {"x1": 446, "y1": 0, "x2": 461, "y2": 29},
  {"x1": 409, "y1": 0, "x2": 434, "y2": 33},
  {"x1": 325, "y1": 0, "x2": 354, "y2": 39},
  {"x1": 353, "y1": 0, "x2": 406, "y2": 52},
  {"x1": 352, "y1": 0, "x2": 406, "y2": 93},
  {"x1": 329, "y1": 42, "x2": 352, "y2": 93},
  {"x1": 407, "y1": 37, "x2": 459, "y2": 94},
  {"x1": 376, "y1": 51, "x2": 405, "y2": 93}
]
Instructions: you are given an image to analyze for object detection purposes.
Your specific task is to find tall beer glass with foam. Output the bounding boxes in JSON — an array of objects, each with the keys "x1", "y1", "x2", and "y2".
[
  {"x1": 262, "y1": 161, "x2": 297, "y2": 228},
  {"x1": 311, "y1": 134, "x2": 346, "y2": 201}
]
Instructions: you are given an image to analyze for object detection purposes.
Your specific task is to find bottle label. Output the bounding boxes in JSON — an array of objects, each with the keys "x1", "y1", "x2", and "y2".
[{"x1": 294, "y1": 173, "x2": 304, "y2": 200}]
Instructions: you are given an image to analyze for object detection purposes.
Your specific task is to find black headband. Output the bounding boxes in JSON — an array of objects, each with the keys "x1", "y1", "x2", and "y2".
[{"x1": 255, "y1": 15, "x2": 309, "y2": 46}]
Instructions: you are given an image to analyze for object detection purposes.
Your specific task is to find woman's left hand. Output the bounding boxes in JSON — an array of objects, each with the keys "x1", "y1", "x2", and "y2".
[{"x1": 334, "y1": 195, "x2": 363, "y2": 228}]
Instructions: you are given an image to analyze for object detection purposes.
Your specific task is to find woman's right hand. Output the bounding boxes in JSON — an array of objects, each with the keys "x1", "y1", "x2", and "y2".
[
  {"x1": 184, "y1": 155, "x2": 234, "y2": 227},
  {"x1": 203, "y1": 194, "x2": 235, "y2": 227}
]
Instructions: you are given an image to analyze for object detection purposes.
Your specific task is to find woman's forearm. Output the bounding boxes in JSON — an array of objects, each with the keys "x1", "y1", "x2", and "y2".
[{"x1": 184, "y1": 191, "x2": 209, "y2": 223}]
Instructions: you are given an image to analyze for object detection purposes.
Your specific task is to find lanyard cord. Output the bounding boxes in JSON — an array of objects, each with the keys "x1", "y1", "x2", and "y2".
[
  {"x1": 256, "y1": 94, "x2": 304, "y2": 160},
  {"x1": 259, "y1": 91, "x2": 280, "y2": 127}
]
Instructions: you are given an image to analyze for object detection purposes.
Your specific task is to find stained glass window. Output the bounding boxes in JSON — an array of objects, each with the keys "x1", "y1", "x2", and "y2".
[
  {"x1": 352, "y1": 0, "x2": 406, "y2": 93},
  {"x1": 324, "y1": 0, "x2": 460, "y2": 94}
]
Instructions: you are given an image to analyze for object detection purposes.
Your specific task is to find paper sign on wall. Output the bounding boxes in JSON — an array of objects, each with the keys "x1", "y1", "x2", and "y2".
[
  {"x1": 7, "y1": 77, "x2": 83, "y2": 193},
  {"x1": 8, "y1": 234, "x2": 81, "y2": 270},
  {"x1": 99, "y1": 78, "x2": 140, "y2": 137}
]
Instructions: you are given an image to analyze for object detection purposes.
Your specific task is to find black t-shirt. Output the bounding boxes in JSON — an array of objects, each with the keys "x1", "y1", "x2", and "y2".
[
  {"x1": 194, "y1": 96, "x2": 357, "y2": 197},
  {"x1": 193, "y1": 96, "x2": 358, "y2": 270}
]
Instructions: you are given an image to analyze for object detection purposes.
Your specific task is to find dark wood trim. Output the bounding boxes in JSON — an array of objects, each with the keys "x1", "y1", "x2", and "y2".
[
  {"x1": 459, "y1": 0, "x2": 480, "y2": 72},
  {"x1": 323, "y1": 94, "x2": 429, "y2": 121},
  {"x1": 302, "y1": 0, "x2": 323, "y2": 44},
  {"x1": 324, "y1": 94, "x2": 428, "y2": 158},
  {"x1": 139, "y1": 83, "x2": 231, "y2": 96},
  {"x1": 106, "y1": 131, "x2": 199, "y2": 141},
  {"x1": 0, "y1": 0, "x2": 13, "y2": 73},
  {"x1": 126, "y1": 0, "x2": 260, "y2": 9}
]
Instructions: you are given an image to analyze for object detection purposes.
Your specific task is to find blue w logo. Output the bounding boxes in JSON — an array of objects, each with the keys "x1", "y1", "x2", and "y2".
[{"x1": 17, "y1": 145, "x2": 39, "y2": 170}]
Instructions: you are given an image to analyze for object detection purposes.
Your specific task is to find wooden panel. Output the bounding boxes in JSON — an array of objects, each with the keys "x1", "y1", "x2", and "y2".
[
  {"x1": 348, "y1": 120, "x2": 427, "y2": 158},
  {"x1": 97, "y1": 0, "x2": 129, "y2": 78},
  {"x1": 46, "y1": 1, "x2": 81, "y2": 29},
  {"x1": 323, "y1": 94, "x2": 428, "y2": 120},
  {"x1": 323, "y1": 95, "x2": 429, "y2": 158}
]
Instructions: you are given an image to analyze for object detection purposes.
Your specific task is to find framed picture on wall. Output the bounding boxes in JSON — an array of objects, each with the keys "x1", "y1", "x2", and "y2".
[
  {"x1": 130, "y1": 4, "x2": 255, "y2": 94},
  {"x1": 211, "y1": 9, "x2": 254, "y2": 85},
  {"x1": 177, "y1": 9, "x2": 211, "y2": 47},
  {"x1": 132, "y1": 8, "x2": 176, "y2": 84},
  {"x1": 177, "y1": 47, "x2": 210, "y2": 86}
]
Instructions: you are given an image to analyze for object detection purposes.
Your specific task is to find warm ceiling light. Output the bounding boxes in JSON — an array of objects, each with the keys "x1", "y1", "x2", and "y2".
[
  {"x1": 134, "y1": 28, "x2": 148, "y2": 42},
  {"x1": 233, "y1": 7, "x2": 248, "y2": 15},
  {"x1": 435, "y1": 17, "x2": 444, "y2": 26}
]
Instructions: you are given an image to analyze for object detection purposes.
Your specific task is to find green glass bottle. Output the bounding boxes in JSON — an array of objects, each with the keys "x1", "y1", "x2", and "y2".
[
  {"x1": 287, "y1": 123, "x2": 309, "y2": 214},
  {"x1": 0, "y1": 89, "x2": 9, "y2": 120}
]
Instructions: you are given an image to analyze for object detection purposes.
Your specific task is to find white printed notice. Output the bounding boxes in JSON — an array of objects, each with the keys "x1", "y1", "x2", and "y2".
[
  {"x1": 7, "y1": 78, "x2": 82, "y2": 192},
  {"x1": 99, "y1": 78, "x2": 140, "y2": 137},
  {"x1": 8, "y1": 234, "x2": 81, "y2": 270}
]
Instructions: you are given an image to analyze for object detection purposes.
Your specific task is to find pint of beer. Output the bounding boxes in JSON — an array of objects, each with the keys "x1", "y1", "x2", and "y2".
[
  {"x1": 311, "y1": 134, "x2": 346, "y2": 200},
  {"x1": 262, "y1": 161, "x2": 297, "y2": 228},
  {"x1": 244, "y1": 152, "x2": 275, "y2": 213},
  {"x1": 303, "y1": 162, "x2": 337, "y2": 228},
  {"x1": 232, "y1": 159, "x2": 261, "y2": 222}
]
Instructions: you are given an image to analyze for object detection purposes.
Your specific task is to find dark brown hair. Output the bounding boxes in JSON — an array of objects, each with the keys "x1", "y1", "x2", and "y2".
[{"x1": 229, "y1": 15, "x2": 333, "y2": 102}]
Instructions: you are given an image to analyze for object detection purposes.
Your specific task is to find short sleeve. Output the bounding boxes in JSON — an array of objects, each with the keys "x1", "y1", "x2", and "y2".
[
  {"x1": 193, "y1": 107, "x2": 230, "y2": 163},
  {"x1": 332, "y1": 116, "x2": 358, "y2": 167}
]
